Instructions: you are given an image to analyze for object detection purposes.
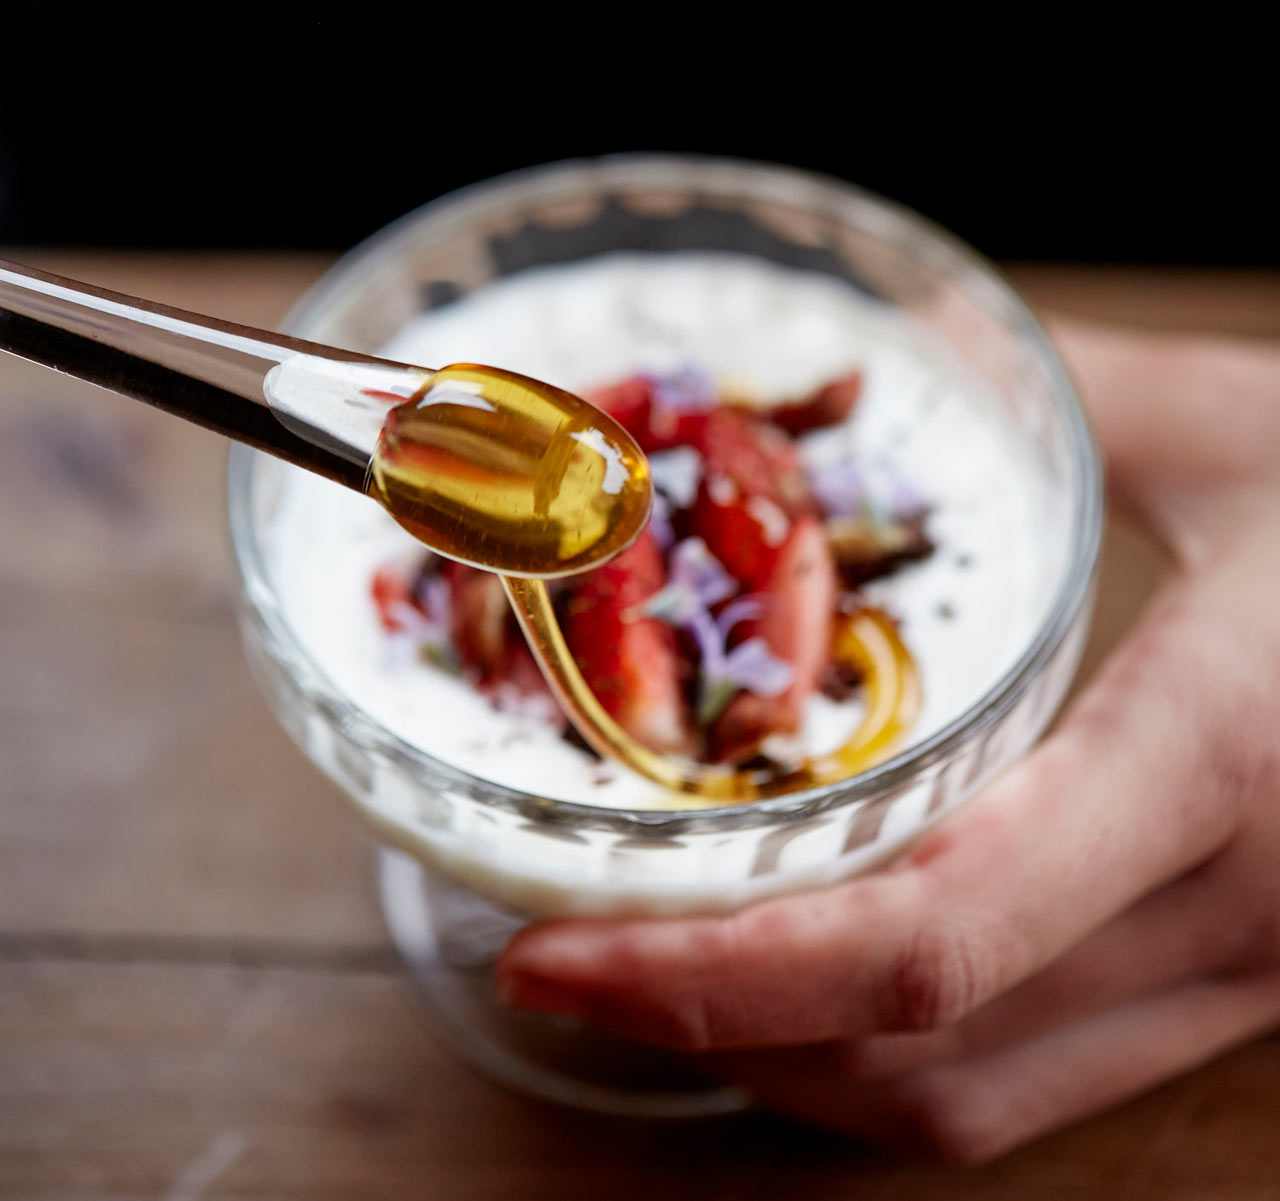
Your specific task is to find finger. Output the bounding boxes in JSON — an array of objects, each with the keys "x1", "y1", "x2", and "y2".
[
  {"x1": 498, "y1": 585, "x2": 1244, "y2": 1051},
  {"x1": 712, "y1": 969, "x2": 1280, "y2": 1165},
  {"x1": 1048, "y1": 318, "x2": 1280, "y2": 557},
  {"x1": 845, "y1": 858, "x2": 1243, "y2": 1079}
]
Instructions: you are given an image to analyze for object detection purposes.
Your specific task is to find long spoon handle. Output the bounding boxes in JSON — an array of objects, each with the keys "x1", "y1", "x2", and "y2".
[{"x1": 0, "y1": 259, "x2": 424, "y2": 490}]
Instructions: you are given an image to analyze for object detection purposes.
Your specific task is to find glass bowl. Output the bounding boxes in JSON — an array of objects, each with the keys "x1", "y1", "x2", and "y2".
[{"x1": 228, "y1": 156, "x2": 1103, "y2": 1117}]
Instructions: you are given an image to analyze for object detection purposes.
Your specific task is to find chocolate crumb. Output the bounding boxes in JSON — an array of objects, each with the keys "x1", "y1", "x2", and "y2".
[
  {"x1": 591, "y1": 762, "x2": 619, "y2": 786},
  {"x1": 821, "y1": 657, "x2": 865, "y2": 702},
  {"x1": 736, "y1": 753, "x2": 781, "y2": 775},
  {"x1": 936, "y1": 601, "x2": 957, "y2": 621},
  {"x1": 955, "y1": 553, "x2": 974, "y2": 569},
  {"x1": 829, "y1": 515, "x2": 935, "y2": 586},
  {"x1": 561, "y1": 723, "x2": 602, "y2": 760}
]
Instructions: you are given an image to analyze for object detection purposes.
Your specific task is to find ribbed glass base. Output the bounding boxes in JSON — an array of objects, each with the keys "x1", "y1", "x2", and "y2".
[{"x1": 377, "y1": 848, "x2": 750, "y2": 1119}]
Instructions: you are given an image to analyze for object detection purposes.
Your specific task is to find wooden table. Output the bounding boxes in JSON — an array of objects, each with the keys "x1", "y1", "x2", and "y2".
[{"x1": 2, "y1": 253, "x2": 1278, "y2": 1200}]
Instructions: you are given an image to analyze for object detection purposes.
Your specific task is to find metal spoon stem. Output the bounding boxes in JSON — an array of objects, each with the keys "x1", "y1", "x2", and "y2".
[{"x1": 0, "y1": 259, "x2": 425, "y2": 490}]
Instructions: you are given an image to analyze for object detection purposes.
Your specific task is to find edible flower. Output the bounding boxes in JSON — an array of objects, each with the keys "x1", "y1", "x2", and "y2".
[
  {"x1": 641, "y1": 537, "x2": 737, "y2": 623},
  {"x1": 648, "y1": 491, "x2": 676, "y2": 550},
  {"x1": 809, "y1": 457, "x2": 866, "y2": 519},
  {"x1": 641, "y1": 539, "x2": 794, "y2": 723},
  {"x1": 809, "y1": 454, "x2": 929, "y2": 524},
  {"x1": 387, "y1": 575, "x2": 458, "y2": 673},
  {"x1": 646, "y1": 364, "x2": 718, "y2": 414},
  {"x1": 688, "y1": 599, "x2": 794, "y2": 724}
]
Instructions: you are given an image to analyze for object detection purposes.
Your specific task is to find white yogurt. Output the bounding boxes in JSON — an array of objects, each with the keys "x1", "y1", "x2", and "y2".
[{"x1": 262, "y1": 254, "x2": 1060, "y2": 810}]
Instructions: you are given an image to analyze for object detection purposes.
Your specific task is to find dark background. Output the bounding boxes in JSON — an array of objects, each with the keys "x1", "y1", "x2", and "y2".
[{"x1": 1, "y1": 7, "x2": 1272, "y2": 265}]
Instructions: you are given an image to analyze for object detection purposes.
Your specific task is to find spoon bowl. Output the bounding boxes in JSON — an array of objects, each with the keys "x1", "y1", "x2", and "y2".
[{"x1": 370, "y1": 364, "x2": 652, "y2": 578}]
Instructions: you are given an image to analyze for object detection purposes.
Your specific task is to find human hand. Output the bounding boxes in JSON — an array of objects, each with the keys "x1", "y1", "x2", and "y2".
[{"x1": 497, "y1": 319, "x2": 1280, "y2": 1162}]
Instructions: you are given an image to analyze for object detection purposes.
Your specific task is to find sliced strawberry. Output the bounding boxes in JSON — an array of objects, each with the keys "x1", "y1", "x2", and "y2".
[
  {"x1": 690, "y1": 410, "x2": 817, "y2": 592},
  {"x1": 585, "y1": 375, "x2": 709, "y2": 454},
  {"x1": 441, "y1": 562, "x2": 562, "y2": 713},
  {"x1": 564, "y1": 530, "x2": 693, "y2": 755},
  {"x1": 444, "y1": 563, "x2": 510, "y2": 681},
  {"x1": 690, "y1": 479, "x2": 786, "y2": 593},
  {"x1": 370, "y1": 565, "x2": 419, "y2": 632},
  {"x1": 644, "y1": 401, "x2": 710, "y2": 453},
  {"x1": 585, "y1": 376, "x2": 651, "y2": 434},
  {"x1": 762, "y1": 369, "x2": 862, "y2": 436},
  {"x1": 708, "y1": 516, "x2": 837, "y2": 763},
  {"x1": 698, "y1": 408, "x2": 816, "y2": 518},
  {"x1": 495, "y1": 637, "x2": 557, "y2": 700}
]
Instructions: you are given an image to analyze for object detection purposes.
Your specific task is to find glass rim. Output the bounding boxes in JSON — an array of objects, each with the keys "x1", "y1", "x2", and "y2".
[{"x1": 227, "y1": 154, "x2": 1104, "y2": 834}]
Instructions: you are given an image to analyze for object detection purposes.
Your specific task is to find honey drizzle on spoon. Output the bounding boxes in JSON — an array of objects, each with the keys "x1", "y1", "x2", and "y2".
[
  {"x1": 367, "y1": 364, "x2": 653, "y2": 578},
  {"x1": 369, "y1": 365, "x2": 920, "y2": 805}
]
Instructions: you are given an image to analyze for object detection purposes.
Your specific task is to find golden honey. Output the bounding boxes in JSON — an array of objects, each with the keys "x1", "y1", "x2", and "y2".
[{"x1": 368, "y1": 364, "x2": 652, "y2": 579}]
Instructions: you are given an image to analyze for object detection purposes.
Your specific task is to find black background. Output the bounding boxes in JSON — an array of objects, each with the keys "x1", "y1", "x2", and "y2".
[{"x1": 1, "y1": 6, "x2": 1272, "y2": 265}]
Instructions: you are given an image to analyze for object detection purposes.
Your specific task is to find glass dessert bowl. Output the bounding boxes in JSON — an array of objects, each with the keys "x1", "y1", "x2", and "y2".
[{"x1": 228, "y1": 156, "x2": 1103, "y2": 1116}]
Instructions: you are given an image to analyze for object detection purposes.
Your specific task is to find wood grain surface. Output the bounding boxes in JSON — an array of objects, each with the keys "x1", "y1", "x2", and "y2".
[{"x1": 2, "y1": 251, "x2": 1278, "y2": 1199}]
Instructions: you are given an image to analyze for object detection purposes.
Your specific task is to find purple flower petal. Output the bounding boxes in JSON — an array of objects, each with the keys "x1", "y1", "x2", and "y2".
[
  {"x1": 635, "y1": 536, "x2": 793, "y2": 715},
  {"x1": 689, "y1": 603, "x2": 794, "y2": 720},
  {"x1": 648, "y1": 491, "x2": 675, "y2": 550},
  {"x1": 812, "y1": 454, "x2": 931, "y2": 525},
  {"x1": 715, "y1": 595, "x2": 765, "y2": 638},
  {"x1": 384, "y1": 630, "x2": 421, "y2": 669},
  {"x1": 419, "y1": 576, "x2": 452, "y2": 627},
  {"x1": 670, "y1": 537, "x2": 737, "y2": 608},
  {"x1": 886, "y1": 472, "x2": 929, "y2": 519},
  {"x1": 687, "y1": 605, "x2": 726, "y2": 673},
  {"x1": 388, "y1": 601, "x2": 437, "y2": 640},
  {"x1": 384, "y1": 574, "x2": 456, "y2": 673},
  {"x1": 722, "y1": 637, "x2": 794, "y2": 697},
  {"x1": 809, "y1": 457, "x2": 866, "y2": 518},
  {"x1": 642, "y1": 538, "x2": 737, "y2": 624},
  {"x1": 648, "y1": 446, "x2": 703, "y2": 508},
  {"x1": 646, "y1": 364, "x2": 717, "y2": 414}
]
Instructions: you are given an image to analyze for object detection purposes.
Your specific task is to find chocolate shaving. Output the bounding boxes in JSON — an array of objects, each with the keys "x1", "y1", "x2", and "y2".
[
  {"x1": 760, "y1": 370, "x2": 863, "y2": 436},
  {"x1": 827, "y1": 514, "x2": 935, "y2": 586},
  {"x1": 820, "y1": 656, "x2": 866, "y2": 703}
]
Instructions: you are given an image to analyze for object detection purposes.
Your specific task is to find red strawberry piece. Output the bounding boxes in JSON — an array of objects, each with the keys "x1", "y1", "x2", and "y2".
[
  {"x1": 690, "y1": 409, "x2": 818, "y2": 592},
  {"x1": 483, "y1": 637, "x2": 564, "y2": 724},
  {"x1": 708, "y1": 515, "x2": 837, "y2": 763},
  {"x1": 564, "y1": 530, "x2": 693, "y2": 755},
  {"x1": 644, "y1": 402, "x2": 710, "y2": 453},
  {"x1": 585, "y1": 375, "x2": 709, "y2": 454},
  {"x1": 442, "y1": 562, "x2": 561, "y2": 712},
  {"x1": 698, "y1": 408, "x2": 816, "y2": 518},
  {"x1": 495, "y1": 638, "x2": 556, "y2": 700},
  {"x1": 762, "y1": 370, "x2": 862, "y2": 436},
  {"x1": 444, "y1": 562, "x2": 510, "y2": 681},
  {"x1": 370, "y1": 565, "x2": 419, "y2": 632},
  {"x1": 585, "y1": 376, "x2": 652, "y2": 436},
  {"x1": 690, "y1": 480, "x2": 786, "y2": 593}
]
